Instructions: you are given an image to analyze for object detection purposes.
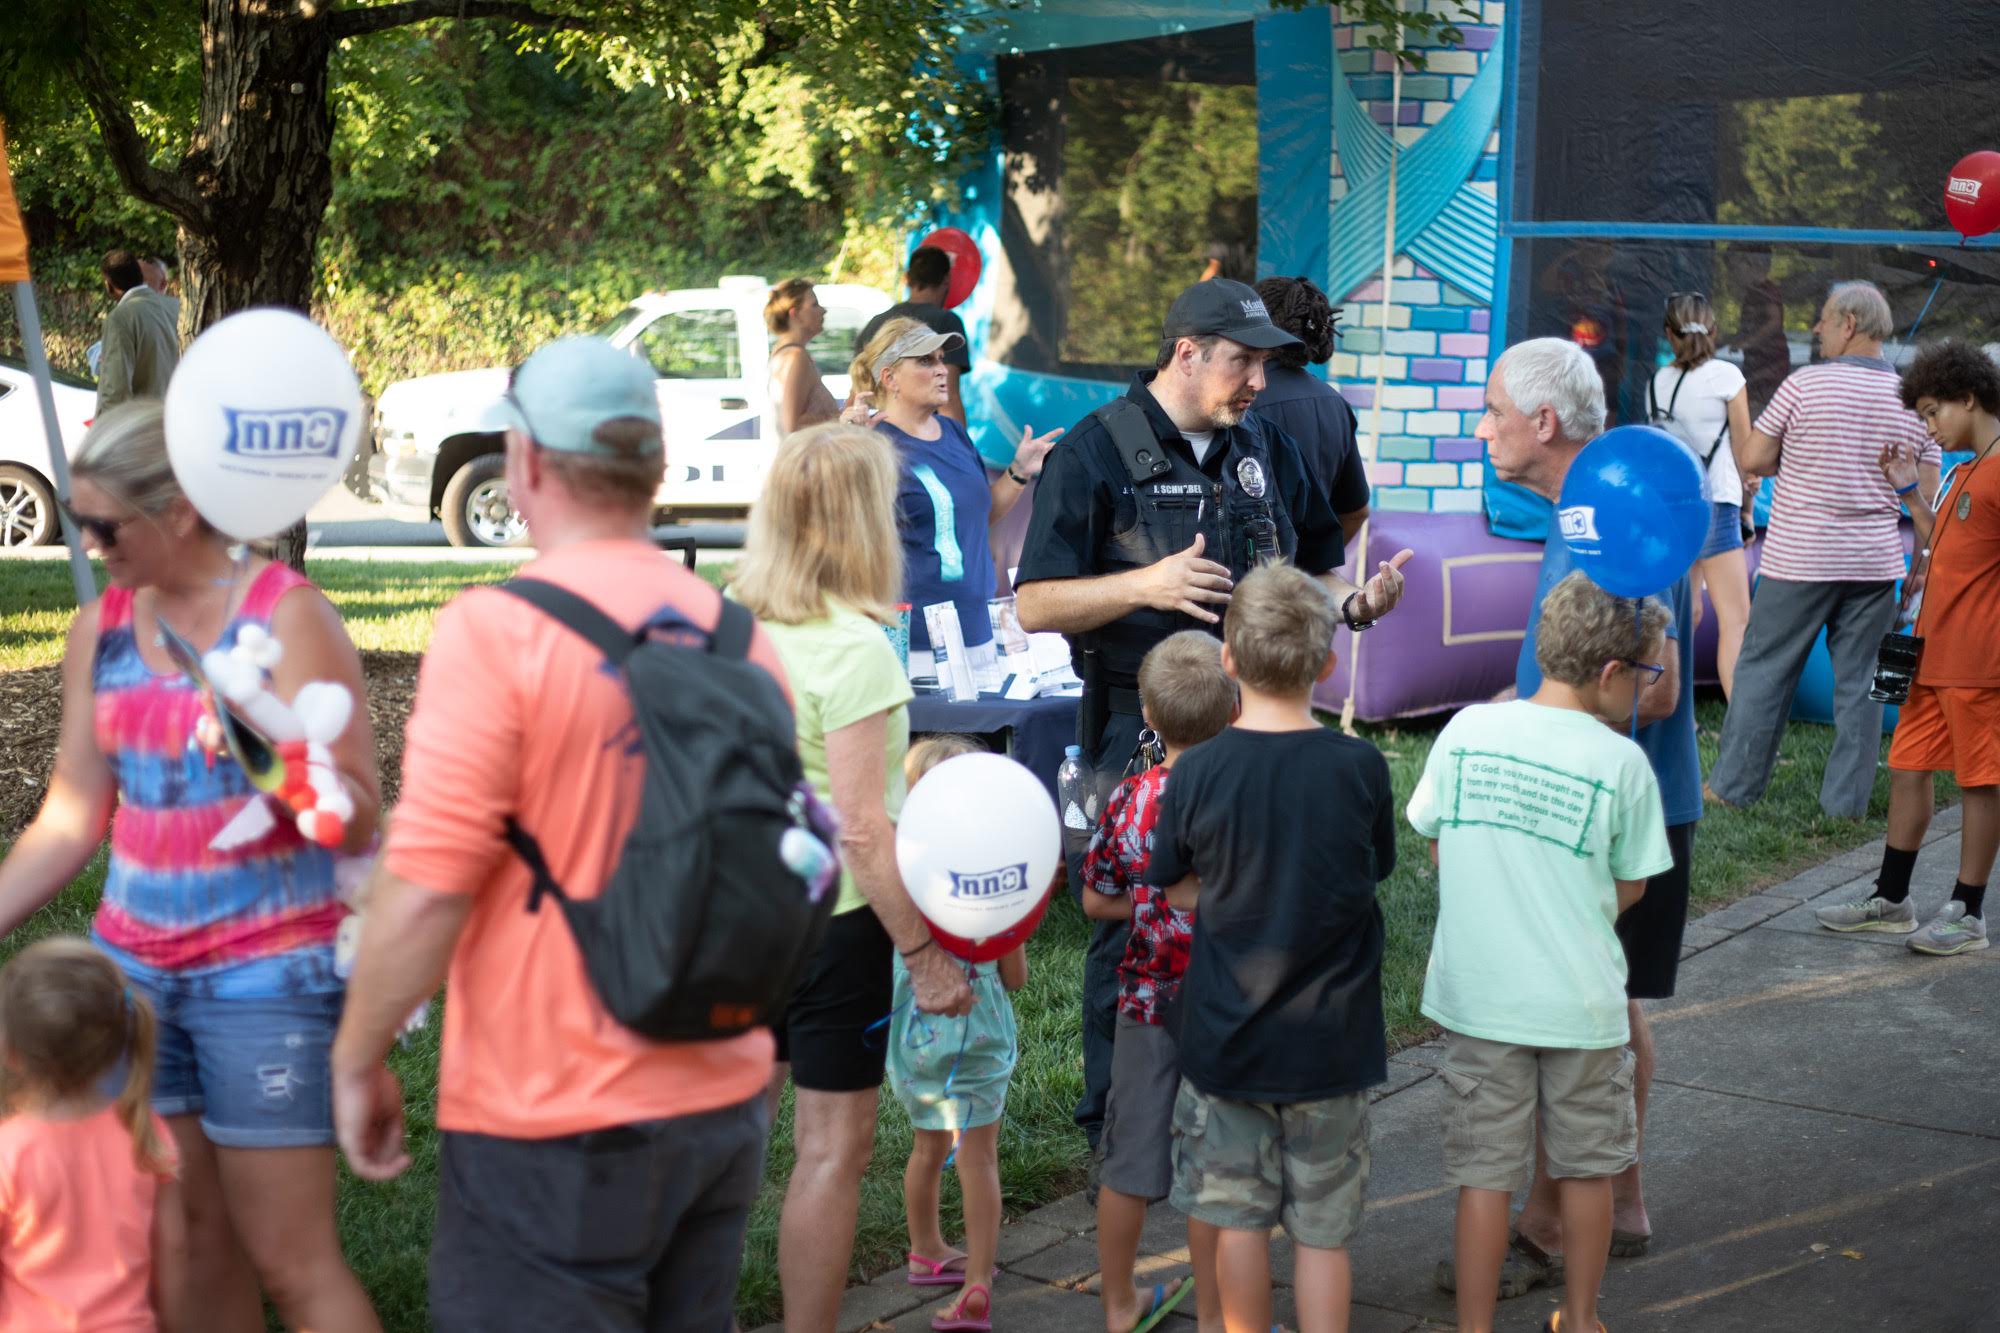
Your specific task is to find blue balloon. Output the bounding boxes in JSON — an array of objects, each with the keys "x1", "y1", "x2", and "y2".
[{"x1": 1556, "y1": 425, "x2": 1708, "y2": 597}]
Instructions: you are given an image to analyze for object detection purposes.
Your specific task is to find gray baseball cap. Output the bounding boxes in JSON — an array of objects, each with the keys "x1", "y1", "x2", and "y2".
[{"x1": 505, "y1": 336, "x2": 662, "y2": 455}]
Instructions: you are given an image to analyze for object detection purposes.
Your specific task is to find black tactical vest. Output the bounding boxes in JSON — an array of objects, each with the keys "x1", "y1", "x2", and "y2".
[{"x1": 1072, "y1": 396, "x2": 1298, "y2": 685}]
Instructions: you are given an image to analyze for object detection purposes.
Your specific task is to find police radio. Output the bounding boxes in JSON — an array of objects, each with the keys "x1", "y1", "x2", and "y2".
[{"x1": 1237, "y1": 458, "x2": 1280, "y2": 564}]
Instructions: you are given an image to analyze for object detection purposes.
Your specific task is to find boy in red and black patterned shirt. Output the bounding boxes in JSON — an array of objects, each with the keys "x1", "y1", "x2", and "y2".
[{"x1": 1083, "y1": 631, "x2": 1237, "y2": 1333}]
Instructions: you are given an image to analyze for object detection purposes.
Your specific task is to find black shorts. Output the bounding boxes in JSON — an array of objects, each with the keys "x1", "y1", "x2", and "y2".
[
  {"x1": 1619, "y1": 822, "x2": 1693, "y2": 1000},
  {"x1": 774, "y1": 906, "x2": 895, "y2": 1092},
  {"x1": 430, "y1": 1098, "x2": 769, "y2": 1333}
]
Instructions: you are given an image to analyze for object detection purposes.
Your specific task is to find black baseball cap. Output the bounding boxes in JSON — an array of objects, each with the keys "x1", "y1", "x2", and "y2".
[{"x1": 1162, "y1": 278, "x2": 1301, "y2": 350}]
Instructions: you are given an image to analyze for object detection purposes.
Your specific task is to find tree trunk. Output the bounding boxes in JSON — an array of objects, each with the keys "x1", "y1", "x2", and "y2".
[{"x1": 176, "y1": 0, "x2": 336, "y2": 573}]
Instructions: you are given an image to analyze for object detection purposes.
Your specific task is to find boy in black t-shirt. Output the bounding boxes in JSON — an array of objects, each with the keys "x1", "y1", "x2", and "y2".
[{"x1": 1147, "y1": 562, "x2": 1396, "y2": 1333}]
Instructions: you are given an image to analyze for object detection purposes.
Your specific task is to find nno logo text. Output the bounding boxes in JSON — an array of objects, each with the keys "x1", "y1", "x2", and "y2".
[
  {"x1": 1557, "y1": 505, "x2": 1600, "y2": 542},
  {"x1": 222, "y1": 407, "x2": 347, "y2": 459},
  {"x1": 948, "y1": 864, "x2": 1029, "y2": 900}
]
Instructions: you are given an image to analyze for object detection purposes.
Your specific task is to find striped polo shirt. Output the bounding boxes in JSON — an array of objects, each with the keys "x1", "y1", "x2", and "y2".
[{"x1": 1755, "y1": 357, "x2": 1935, "y2": 583}]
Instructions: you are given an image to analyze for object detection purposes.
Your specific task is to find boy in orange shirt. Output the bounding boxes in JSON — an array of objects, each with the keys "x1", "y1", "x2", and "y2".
[{"x1": 1819, "y1": 341, "x2": 2000, "y2": 954}]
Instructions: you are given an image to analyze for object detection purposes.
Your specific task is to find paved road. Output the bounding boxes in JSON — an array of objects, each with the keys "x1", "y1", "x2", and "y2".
[
  {"x1": 787, "y1": 808, "x2": 2000, "y2": 1333},
  {"x1": 307, "y1": 488, "x2": 745, "y2": 557}
]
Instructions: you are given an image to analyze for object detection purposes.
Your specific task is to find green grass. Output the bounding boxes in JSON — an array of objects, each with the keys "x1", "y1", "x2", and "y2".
[{"x1": 0, "y1": 555, "x2": 1943, "y2": 1329}]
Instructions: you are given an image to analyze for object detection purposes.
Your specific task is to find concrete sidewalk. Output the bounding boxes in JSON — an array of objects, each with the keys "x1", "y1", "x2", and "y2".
[{"x1": 803, "y1": 806, "x2": 2000, "y2": 1333}]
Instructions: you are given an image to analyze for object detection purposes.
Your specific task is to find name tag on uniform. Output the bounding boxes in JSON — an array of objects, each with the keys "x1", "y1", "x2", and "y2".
[{"x1": 1151, "y1": 483, "x2": 1206, "y2": 497}]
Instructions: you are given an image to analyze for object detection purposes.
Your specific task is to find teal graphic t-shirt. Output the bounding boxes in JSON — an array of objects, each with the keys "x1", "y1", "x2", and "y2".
[{"x1": 1406, "y1": 699, "x2": 1674, "y2": 1049}]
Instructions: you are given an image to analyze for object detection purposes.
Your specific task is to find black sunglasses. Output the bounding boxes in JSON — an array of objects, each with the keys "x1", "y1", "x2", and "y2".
[{"x1": 60, "y1": 500, "x2": 136, "y2": 549}]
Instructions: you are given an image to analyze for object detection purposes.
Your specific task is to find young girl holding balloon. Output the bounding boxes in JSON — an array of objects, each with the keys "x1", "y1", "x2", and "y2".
[{"x1": 892, "y1": 735, "x2": 1028, "y2": 1333}]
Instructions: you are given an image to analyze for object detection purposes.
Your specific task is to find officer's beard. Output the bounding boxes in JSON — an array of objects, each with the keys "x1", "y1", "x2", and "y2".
[{"x1": 1209, "y1": 402, "x2": 1245, "y2": 429}]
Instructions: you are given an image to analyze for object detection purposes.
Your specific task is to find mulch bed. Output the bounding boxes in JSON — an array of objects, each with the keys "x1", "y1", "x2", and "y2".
[{"x1": 1, "y1": 651, "x2": 424, "y2": 840}]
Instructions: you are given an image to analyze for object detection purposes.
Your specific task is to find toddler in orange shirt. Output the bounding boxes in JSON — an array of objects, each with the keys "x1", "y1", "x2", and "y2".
[{"x1": 0, "y1": 939, "x2": 185, "y2": 1331}]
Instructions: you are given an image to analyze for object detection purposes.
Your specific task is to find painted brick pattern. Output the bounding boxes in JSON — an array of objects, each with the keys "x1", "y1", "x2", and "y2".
[{"x1": 1333, "y1": 5, "x2": 1504, "y2": 512}]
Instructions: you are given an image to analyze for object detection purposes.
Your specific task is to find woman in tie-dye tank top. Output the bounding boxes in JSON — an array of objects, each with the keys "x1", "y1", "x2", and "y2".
[{"x1": 0, "y1": 403, "x2": 385, "y2": 1331}]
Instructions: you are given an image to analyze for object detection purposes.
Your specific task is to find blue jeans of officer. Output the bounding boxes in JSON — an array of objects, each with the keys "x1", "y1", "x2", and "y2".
[{"x1": 1066, "y1": 705, "x2": 1146, "y2": 1151}]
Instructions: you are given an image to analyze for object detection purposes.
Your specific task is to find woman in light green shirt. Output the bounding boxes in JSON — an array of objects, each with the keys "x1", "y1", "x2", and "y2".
[{"x1": 733, "y1": 422, "x2": 975, "y2": 1333}]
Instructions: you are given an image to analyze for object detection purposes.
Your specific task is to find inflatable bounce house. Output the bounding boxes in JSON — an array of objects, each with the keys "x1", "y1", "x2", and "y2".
[{"x1": 954, "y1": 0, "x2": 2000, "y2": 722}]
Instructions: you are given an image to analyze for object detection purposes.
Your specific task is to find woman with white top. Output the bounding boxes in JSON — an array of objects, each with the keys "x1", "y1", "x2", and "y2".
[
  {"x1": 1649, "y1": 292, "x2": 1754, "y2": 698},
  {"x1": 767, "y1": 279, "x2": 843, "y2": 436}
]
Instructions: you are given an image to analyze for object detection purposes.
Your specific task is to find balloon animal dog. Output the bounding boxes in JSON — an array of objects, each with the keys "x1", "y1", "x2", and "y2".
[{"x1": 197, "y1": 624, "x2": 357, "y2": 852}]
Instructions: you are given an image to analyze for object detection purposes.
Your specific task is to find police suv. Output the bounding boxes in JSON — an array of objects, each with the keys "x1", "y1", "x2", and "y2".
[{"x1": 362, "y1": 277, "x2": 891, "y2": 546}]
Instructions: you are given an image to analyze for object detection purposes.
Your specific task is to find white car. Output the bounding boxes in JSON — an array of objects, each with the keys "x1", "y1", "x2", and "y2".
[
  {"x1": 0, "y1": 357, "x2": 95, "y2": 547},
  {"x1": 365, "y1": 276, "x2": 892, "y2": 546}
]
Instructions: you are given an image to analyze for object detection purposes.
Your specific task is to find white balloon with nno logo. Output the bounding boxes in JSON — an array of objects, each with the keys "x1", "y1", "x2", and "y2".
[
  {"x1": 896, "y1": 752, "x2": 1061, "y2": 943},
  {"x1": 163, "y1": 309, "x2": 364, "y2": 542}
]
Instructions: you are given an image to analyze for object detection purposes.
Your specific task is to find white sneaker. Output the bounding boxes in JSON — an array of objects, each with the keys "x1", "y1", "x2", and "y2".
[
  {"x1": 1908, "y1": 902, "x2": 1990, "y2": 956},
  {"x1": 1815, "y1": 895, "x2": 1918, "y2": 934}
]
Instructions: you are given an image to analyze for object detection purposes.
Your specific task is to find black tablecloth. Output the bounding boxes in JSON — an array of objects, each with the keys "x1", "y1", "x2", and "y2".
[{"x1": 908, "y1": 691, "x2": 1080, "y2": 803}]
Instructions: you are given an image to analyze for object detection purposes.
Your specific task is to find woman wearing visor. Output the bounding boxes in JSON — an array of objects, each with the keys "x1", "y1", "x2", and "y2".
[{"x1": 846, "y1": 317, "x2": 1063, "y2": 678}]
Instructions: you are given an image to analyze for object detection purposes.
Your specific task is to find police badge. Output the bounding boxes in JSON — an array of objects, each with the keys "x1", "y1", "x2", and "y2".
[{"x1": 1236, "y1": 457, "x2": 1267, "y2": 498}]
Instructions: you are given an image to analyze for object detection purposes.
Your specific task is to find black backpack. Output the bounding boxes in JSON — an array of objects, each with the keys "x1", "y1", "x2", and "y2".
[{"x1": 497, "y1": 579, "x2": 839, "y2": 1041}]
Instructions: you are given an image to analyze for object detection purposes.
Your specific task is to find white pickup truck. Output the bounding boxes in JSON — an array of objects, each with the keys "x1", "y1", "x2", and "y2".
[{"x1": 363, "y1": 276, "x2": 891, "y2": 546}]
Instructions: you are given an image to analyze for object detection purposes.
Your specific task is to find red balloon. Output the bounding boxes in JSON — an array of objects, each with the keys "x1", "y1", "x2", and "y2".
[
  {"x1": 915, "y1": 227, "x2": 983, "y2": 310},
  {"x1": 1945, "y1": 151, "x2": 2000, "y2": 240},
  {"x1": 928, "y1": 883, "x2": 1051, "y2": 963}
]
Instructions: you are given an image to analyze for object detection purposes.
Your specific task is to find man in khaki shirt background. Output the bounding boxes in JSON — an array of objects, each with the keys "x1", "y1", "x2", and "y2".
[{"x1": 95, "y1": 247, "x2": 180, "y2": 412}]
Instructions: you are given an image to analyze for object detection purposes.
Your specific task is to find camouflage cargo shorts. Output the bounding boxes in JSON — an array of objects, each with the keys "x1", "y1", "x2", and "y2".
[{"x1": 1167, "y1": 1080, "x2": 1370, "y2": 1250}]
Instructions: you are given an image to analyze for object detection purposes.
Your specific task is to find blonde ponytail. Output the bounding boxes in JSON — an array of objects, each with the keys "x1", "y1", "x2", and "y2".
[{"x1": 116, "y1": 988, "x2": 171, "y2": 1175}]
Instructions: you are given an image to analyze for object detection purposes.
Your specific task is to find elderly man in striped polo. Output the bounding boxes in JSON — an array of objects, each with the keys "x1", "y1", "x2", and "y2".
[{"x1": 1708, "y1": 281, "x2": 1940, "y2": 818}]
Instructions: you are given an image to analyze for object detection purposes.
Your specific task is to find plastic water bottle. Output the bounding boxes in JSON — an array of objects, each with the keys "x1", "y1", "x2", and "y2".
[{"x1": 1057, "y1": 745, "x2": 1095, "y2": 857}]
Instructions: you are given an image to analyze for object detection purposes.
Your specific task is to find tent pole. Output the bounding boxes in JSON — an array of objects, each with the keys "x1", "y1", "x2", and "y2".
[
  {"x1": 11, "y1": 281, "x2": 95, "y2": 606},
  {"x1": 1348, "y1": 3, "x2": 1403, "y2": 736}
]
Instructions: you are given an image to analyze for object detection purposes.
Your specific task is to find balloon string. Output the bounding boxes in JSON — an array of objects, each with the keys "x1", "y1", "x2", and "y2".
[{"x1": 1629, "y1": 600, "x2": 1641, "y2": 742}]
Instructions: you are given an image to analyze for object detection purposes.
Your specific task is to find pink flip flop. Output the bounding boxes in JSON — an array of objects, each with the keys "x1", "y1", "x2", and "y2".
[
  {"x1": 932, "y1": 1283, "x2": 992, "y2": 1332},
  {"x1": 907, "y1": 1252, "x2": 968, "y2": 1287}
]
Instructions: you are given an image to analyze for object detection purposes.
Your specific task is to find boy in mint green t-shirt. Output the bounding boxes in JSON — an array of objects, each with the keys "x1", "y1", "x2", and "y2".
[{"x1": 1407, "y1": 571, "x2": 1675, "y2": 1333}]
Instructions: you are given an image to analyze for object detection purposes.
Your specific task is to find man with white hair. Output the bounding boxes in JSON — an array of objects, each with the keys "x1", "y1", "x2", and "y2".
[
  {"x1": 1432, "y1": 337, "x2": 1698, "y2": 1298},
  {"x1": 1711, "y1": 281, "x2": 1940, "y2": 818}
]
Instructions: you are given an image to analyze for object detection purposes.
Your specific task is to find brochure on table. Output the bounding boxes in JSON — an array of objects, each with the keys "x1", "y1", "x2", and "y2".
[{"x1": 906, "y1": 598, "x2": 1083, "y2": 700}]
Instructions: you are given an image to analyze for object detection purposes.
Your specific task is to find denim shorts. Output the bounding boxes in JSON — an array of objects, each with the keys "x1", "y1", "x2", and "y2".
[
  {"x1": 1698, "y1": 501, "x2": 1744, "y2": 559},
  {"x1": 127, "y1": 970, "x2": 345, "y2": 1149}
]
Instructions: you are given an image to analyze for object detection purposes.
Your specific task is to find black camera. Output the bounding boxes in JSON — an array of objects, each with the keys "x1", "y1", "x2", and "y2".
[{"x1": 1869, "y1": 632, "x2": 1925, "y2": 704}]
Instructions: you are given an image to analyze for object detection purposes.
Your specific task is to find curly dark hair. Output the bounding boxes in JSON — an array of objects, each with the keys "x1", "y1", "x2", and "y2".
[
  {"x1": 1901, "y1": 340, "x2": 2000, "y2": 416},
  {"x1": 1254, "y1": 276, "x2": 1337, "y2": 371}
]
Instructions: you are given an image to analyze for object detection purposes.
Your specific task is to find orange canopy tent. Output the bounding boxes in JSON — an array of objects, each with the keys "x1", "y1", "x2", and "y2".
[{"x1": 2, "y1": 119, "x2": 96, "y2": 602}]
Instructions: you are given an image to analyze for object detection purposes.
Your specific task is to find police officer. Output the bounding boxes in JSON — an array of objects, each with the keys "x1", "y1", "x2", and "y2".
[{"x1": 1015, "y1": 278, "x2": 1413, "y2": 1162}]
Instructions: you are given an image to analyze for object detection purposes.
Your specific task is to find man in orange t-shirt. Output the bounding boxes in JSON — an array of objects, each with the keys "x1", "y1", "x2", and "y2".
[
  {"x1": 330, "y1": 337, "x2": 791, "y2": 1331},
  {"x1": 1818, "y1": 340, "x2": 2000, "y2": 957}
]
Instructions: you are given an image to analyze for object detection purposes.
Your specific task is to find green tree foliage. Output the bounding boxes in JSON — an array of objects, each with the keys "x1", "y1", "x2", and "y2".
[
  {"x1": 0, "y1": 0, "x2": 989, "y2": 332},
  {"x1": 1719, "y1": 94, "x2": 1925, "y2": 233},
  {"x1": 1062, "y1": 79, "x2": 1259, "y2": 366}
]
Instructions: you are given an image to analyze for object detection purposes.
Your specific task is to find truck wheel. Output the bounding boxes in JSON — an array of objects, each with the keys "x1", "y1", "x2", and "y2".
[
  {"x1": 0, "y1": 465, "x2": 57, "y2": 547},
  {"x1": 441, "y1": 454, "x2": 528, "y2": 548}
]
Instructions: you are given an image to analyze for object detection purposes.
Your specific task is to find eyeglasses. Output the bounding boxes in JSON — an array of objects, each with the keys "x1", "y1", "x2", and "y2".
[
  {"x1": 60, "y1": 501, "x2": 136, "y2": 549},
  {"x1": 503, "y1": 389, "x2": 545, "y2": 449},
  {"x1": 1620, "y1": 658, "x2": 1667, "y2": 686}
]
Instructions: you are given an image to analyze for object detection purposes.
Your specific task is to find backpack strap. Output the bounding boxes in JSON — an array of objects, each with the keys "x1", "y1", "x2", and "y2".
[
  {"x1": 499, "y1": 578, "x2": 640, "y2": 665},
  {"x1": 503, "y1": 816, "x2": 567, "y2": 911},
  {"x1": 1091, "y1": 398, "x2": 1175, "y2": 485},
  {"x1": 709, "y1": 597, "x2": 754, "y2": 662},
  {"x1": 1651, "y1": 368, "x2": 1690, "y2": 423},
  {"x1": 1700, "y1": 418, "x2": 1731, "y2": 467}
]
